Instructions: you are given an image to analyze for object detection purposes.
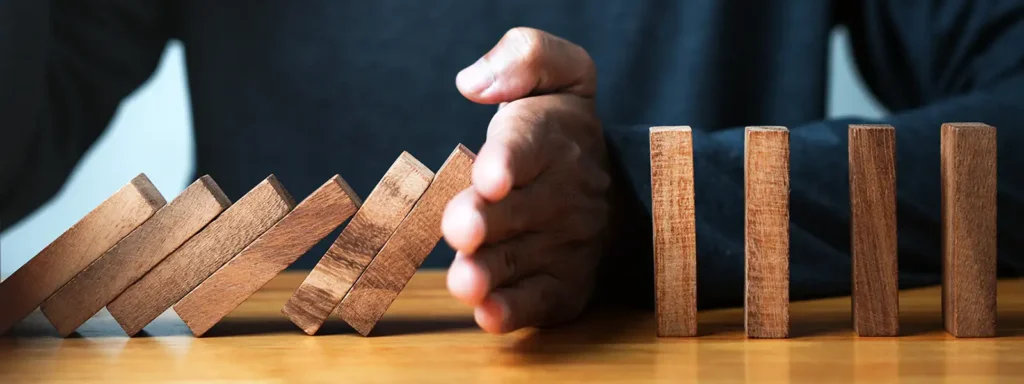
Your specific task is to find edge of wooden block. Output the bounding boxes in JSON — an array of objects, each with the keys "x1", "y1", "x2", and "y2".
[
  {"x1": 746, "y1": 126, "x2": 789, "y2": 133},
  {"x1": 264, "y1": 174, "x2": 298, "y2": 209},
  {"x1": 650, "y1": 126, "x2": 692, "y2": 134},
  {"x1": 327, "y1": 174, "x2": 363, "y2": 208},
  {"x1": 129, "y1": 173, "x2": 168, "y2": 208},
  {"x1": 197, "y1": 175, "x2": 233, "y2": 209}
]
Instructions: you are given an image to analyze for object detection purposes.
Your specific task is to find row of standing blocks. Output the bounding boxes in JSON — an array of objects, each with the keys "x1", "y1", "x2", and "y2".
[
  {"x1": 0, "y1": 145, "x2": 477, "y2": 337},
  {"x1": 651, "y1": 123, "x2": 998, "y2": 338}
]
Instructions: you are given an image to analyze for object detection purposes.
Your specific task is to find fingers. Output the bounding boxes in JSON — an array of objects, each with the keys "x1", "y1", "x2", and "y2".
[
  {"x1": 446, "y1": 234, "x2": 556, "y2": 305},
  {"x1": 457, "y1": 27, "x2": 597, "y2": 104},
  {"x1": 443, "y1": 178, "x2": 563, "y2": 254},
  {"x1": 473, "y1": 95, "x2": 592, "y2": 201},
  {"x1": 474, "y1": 274, "x2": 583, "y2": 334}
]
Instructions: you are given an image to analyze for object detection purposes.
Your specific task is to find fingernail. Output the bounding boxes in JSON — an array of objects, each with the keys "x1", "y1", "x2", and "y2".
[
  {"x1": 457, "y1": 59, "x2": 495, "y2": 95},
  {"x1": 492, "y1": 294, "x2": 512, "y2": 329},
  {"x1": 447, "y1": 257, "x2": 475, "y2": 299},
  {"x1": 474, "y1": 156, "x2": 511, "y2": 200}
]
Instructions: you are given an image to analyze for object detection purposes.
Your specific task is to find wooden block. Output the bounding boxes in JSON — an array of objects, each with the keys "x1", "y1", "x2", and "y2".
[
  {"x1": 174, "y1": 176, "x2": 360, "y2": 337},
  {"x1": 40, "y1": 176, "x2": 231, "y2": 337},
  {"x1": 0, "y1": 174, "x2": 165, "y2": 335},
  {"x1": 744, "y1": 126, "x2": 790, "y2": 339},
  {"x1": 106, "y1": 175, "x2": 295, "y2": 336},
  {"x1": 282, "y1": 153, "x2": 433, "y2": 335},
  {"x1": 337, "y1": 145, "x2": 475, "y2": 336},
  {"x1": 849, "y1": 125, "x2": 899, "y2": 337},
  {"x1": 649, "y1": 126, "x2": 698, "y2": 337},
  {"x1": 941, "y1": 122, "x2": 997, "y2": 338}
]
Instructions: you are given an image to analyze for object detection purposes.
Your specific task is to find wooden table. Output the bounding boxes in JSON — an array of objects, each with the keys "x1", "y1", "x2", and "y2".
[{"x1": 2, "y1": 271, "x2": 1022, "y2": 383}]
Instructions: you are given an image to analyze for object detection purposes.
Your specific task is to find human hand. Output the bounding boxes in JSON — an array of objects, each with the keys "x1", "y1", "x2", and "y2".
[{"x1": 442, "y1": 27, "x2": 612, "y2": 334}]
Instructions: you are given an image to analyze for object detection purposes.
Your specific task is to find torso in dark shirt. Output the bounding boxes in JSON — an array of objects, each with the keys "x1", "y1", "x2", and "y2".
[{"x1": 175, "y1": 1, "x2": 834, "y2": 268}]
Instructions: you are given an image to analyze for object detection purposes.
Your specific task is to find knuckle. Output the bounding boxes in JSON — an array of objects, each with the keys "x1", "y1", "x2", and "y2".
[
  {"x1": 498, "y1": 244, "x2": 518, "y2": 281},
  {"x1": 505, "y1": 27, "x2": 546, "y2": 70}
]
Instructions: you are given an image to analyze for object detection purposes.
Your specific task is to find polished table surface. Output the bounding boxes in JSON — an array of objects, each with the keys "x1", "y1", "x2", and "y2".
[{"x1": 1, "y1": 271, "x2": 1022, "y2": 383}]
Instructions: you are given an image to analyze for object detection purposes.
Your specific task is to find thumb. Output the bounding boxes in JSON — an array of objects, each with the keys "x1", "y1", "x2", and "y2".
[{"x1": 457, "y1": 27, "x2": 597, "y2": 104}]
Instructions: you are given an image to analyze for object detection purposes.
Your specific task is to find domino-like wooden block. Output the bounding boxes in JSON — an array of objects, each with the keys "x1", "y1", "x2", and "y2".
[
  {"x1": 338, "y1": 145, "x2": 475, "y2": 336},
  {"x1": 649, "y1": 126, "x2": 698, "y2": 337},
  {"x1": 744, "y1": 126, "x2": 790, "y2": 339},
  {"x1": 849, "y1": 125, "x2": 899, "y2": 337},
  {"x1": 174, "y1": 175, "x2": 360, "y2": 337},
  {"x1": 0, "y1": 174, "x2": 165, "y2": 335},
  {"x1": 40, "y1": 176, "x2": 231, "y2": 337},
  {"x1": 282, "y1": 153, "x2": 433, "y2": 335},
  {"x1": 941, "y1": 122, "x2": 997, "y2": 338},
  {"x1": 107, "y1": 175, "x2": 295, "y2": 336}
]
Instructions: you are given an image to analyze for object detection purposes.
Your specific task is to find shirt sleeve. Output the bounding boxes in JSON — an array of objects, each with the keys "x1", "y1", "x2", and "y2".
[
  {"x1": 596, "y1": 0, "x2": 1024, "y2": 309},
  {"x1": 0, "y1": 0, "x2": 172, "y2": 227}
]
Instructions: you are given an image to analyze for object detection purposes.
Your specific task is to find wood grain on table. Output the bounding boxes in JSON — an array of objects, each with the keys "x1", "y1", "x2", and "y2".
[{"x1": 2, "y1": 271, "x2": 1023, "y2": 383}]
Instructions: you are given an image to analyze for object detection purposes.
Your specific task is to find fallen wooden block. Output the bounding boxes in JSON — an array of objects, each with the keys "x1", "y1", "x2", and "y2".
[
  {"x1": 282, "y1": 153, "x2": 433, "y2": 335},
  {"x1": 0, "y1": 174, "x2": 165, "y2": 335},
  {"x1": 744, "y1": 126, "x2": 790, "y2": 339},
  {"x1": 106, "y1": 175, "x2": 295, "y2": 336},
  {"x1": 849, "y1": 125, "x2": 899, "y2": 337},
  {"x1": 941, "y1": 122, "x2": 998, "y2": 338},
  {"x1": 40, "y1": 176, "x2": 231, "y2": 337},
  {"x1": 337, "y1": 145, "x2": 475, "y2": 336},
  {"x1": 174, "y1": 175, "x2": 360, "y2": 337},
  {"x1": 649, "y1": 126, "x2": 698, "y2": 337}
]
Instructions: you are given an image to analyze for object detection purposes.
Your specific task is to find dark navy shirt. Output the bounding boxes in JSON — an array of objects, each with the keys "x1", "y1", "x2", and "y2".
[{"x1": 2, "y1": 0, "x2": 1022, "y2": 308}]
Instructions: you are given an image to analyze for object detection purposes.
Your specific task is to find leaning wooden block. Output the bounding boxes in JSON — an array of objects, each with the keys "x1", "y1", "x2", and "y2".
[
  {"x1": 283, "y1": 153, "x2": 433, "y2": 335},
  {"x1": 649, "y1": 126, "x2": 698, "y2": 337},
  {"x1": 40, "y1": 176, "x2": 231, "y2": 337},
  {"x1": 744, "y1": 126, "x2": 790, "y2": 339},
  {"x1": 338, "y1": 145, "x2": 475, "y2": 336},
  {"x1": 174, "y1": 175, "x2": 360, "y2": 337},
  {"x1": 107, "y1": 175, "x2": 295, "y2": 336},
  {"x1": 0, "y1": 174, "x2": 165, "y2": 335},
  {"x1": 941, "y1": 122, "x2": 997, "y2": 338},
  {"x1": 849, "y1": 125, "x2": 899, "y2": 337}
]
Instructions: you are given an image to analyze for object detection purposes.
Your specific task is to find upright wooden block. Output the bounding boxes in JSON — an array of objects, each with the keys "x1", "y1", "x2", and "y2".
[
  {"x1": 40, "y1": 176, "x2": 231, "y2": 337},
  {"x1": 744, "y1": 126, "x2": 790, "y2": 339},
  {"x1": 174, "y1": 176, "x2": 360, "y2": 337},
  {"x1": 106, "y1": 175, "x2": 295, "y2": 336},
  {"x1": 338, "y1": 145, "x2": 475, "y2": 336},
  {"x1": 941, "y1": 122, "x2": 997, "y2": 338},
  {"x1": 0, "y1": 174, "x2": 165, "y2": 335},
  {"x1": 282, "y1": 153, "x2": 433, "y2": 335},
  {"x1": 849, "y1": 125, "x2": 899, "y2": 337},
  {"x1": 649, "y1": 126, "x2": 698, "y2": 337}
]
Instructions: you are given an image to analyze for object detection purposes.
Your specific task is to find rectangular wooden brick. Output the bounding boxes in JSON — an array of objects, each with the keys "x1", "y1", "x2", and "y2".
[
  {"x1": 40, "y1": 176, "x2": 231, "y2": 337},
  {"x1": 174, "y1": 175, "x2": 360, "y2": 337},
  {"x1": 0, "y1": 174, "x2": 165, "y2": 335},
  {"x1": 649, "y1": 126, "x2": 698, "y2": 337},
  {"x1": 106, "y1": 175, "x2": 295, "y2": 336},
  {"x1": 744, "y1": 126, "x2": 790, "y2": 339},
  {"x1": 941, "y1": 122, "x2": 998, "y2": 338},
  {"x1": 849, "y1": 125, "x2": 899, "y2": 337},
  {"x1": 282, "y1": 153, "x2": 433, "y2": 335},
  {"x1": 337, "y1": 145, "x2": 475, "y2": 336}
]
